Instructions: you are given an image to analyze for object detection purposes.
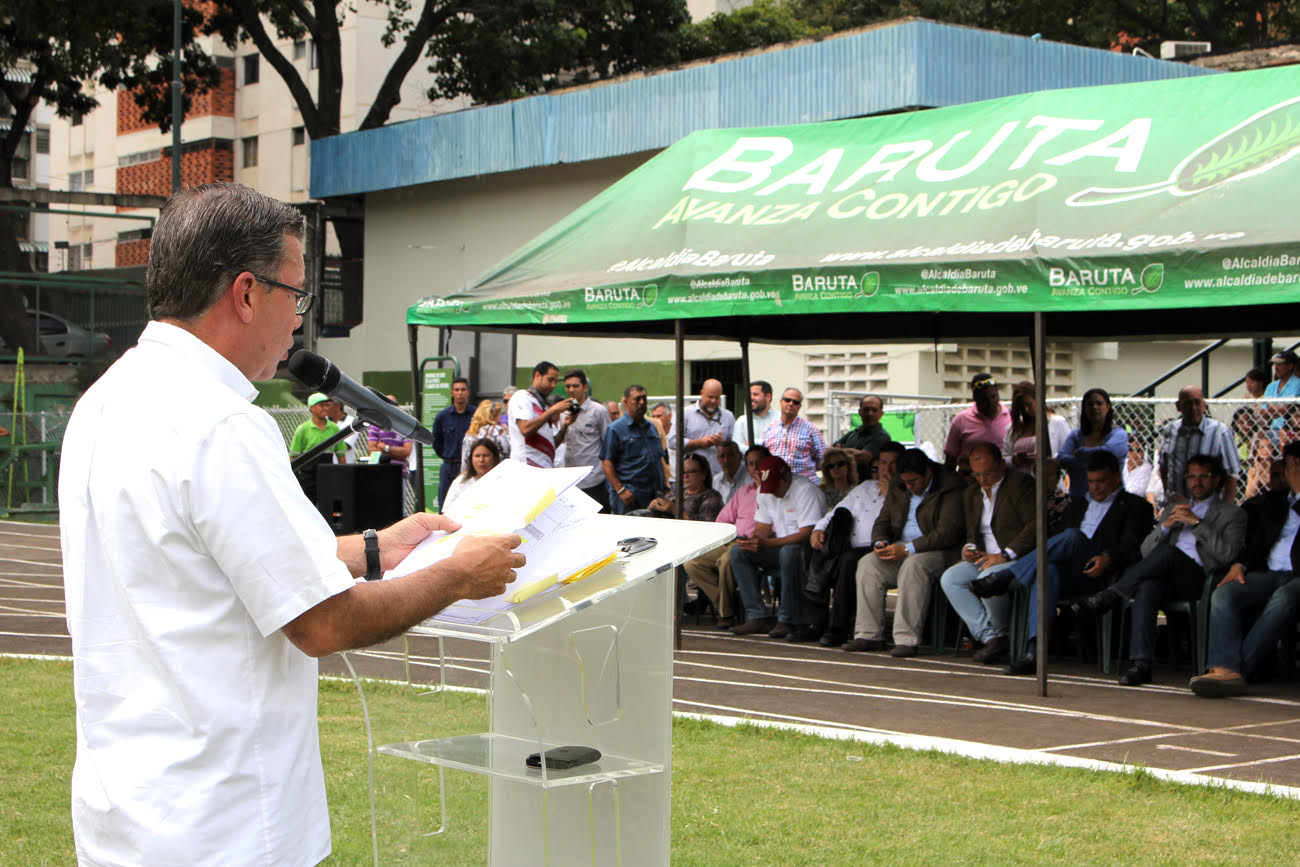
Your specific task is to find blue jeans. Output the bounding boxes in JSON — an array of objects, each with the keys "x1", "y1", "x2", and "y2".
[
  {"x1": 1206, "y1": 570, "x2": 1300, "y2": 676},
  {"x1": 940, "y1": 560, "x2": 1015, "y2": 644},
  {"x1": 1008, "y1": 528, "x2": 1106, "y2": 641},
  {"x1": 731, "y1": 543, "x2": 803, "y2": 623}
]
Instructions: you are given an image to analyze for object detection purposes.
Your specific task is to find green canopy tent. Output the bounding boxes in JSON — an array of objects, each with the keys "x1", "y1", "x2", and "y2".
[{"x1": 405, "y1": 65, "x2": 1300, "y2": 690}]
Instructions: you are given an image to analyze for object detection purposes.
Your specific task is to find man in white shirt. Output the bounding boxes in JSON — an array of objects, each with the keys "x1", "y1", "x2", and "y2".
[
  {"x1": 732, "y1": 379, "x2": 777, "y2": 451},
  {"x1": 59, "y1": 183, "x2": 523, "y2": 867},
  {"x1": 560, "y1": 368, "x2": 611, "y2": 510},
  {"x1": 508, "y1": 360, "x2": 575, "y2": 467},
  {"x1": 729, "y1": 455, "x2": 826, "y2": 637},
  {"x1": 323, "y1": 397, "x2": 361, "y2": 463}
]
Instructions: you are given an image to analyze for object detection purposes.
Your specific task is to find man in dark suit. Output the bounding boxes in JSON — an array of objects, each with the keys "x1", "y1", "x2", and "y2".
[
  {"x1": 1190, "y1": 440, "x2": 1300, "y2": 697},
  {"x1": 971, "y1": 449, "x2": 1154, "y2": 674},
  {"x1": 845, "y1": 448, "x2": 965, "y2": 658},
  {"x1": 1076, "y1": 454, "x2": 1245, "y2": 686},
  {"x1": 938, "y1": 442, "x2": 1037, "y2": 665}
]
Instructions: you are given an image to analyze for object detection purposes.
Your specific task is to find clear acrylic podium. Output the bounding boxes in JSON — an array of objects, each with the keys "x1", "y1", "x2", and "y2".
[{"x1": 377, "y1": 514, "x2": 734, "y2": 866}]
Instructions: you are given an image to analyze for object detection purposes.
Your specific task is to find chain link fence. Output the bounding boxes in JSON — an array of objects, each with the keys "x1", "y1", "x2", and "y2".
[{"x1": 825, "y1": 393, "x2": 1298, "y2": 506}]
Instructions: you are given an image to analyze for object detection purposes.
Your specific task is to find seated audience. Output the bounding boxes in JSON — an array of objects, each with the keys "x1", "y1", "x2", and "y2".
[
  {"x1": 1077, "y1": 454, "x2": 1246, "y2": 686},
  {"x1": 713, "y1": 440, "x2": 748, "y2": 505},
  {"x1": 971, "y1": 449, "x2": 1153, "y2": 674},
  {"x1": 730, "y1": 456, "x2": 826, "y2": 637},
  {"x1": 1124, "y1": 439, "x2": 1154, "y2": 498},
  {"x1": 1043, "y1": 458, "x2": 1071, "y2": 535},
  {"x1": 845, "y1": 448, "x2": 965, "y2": 657},
  {"x1": 820, "y1": 447, "x2": 859, "y2": 509},
  {"x1": 1231, "y1": 367, "x2": 1269, "y2": 452},
  {"x1": 1190, "y1": 441, "x2": 1300, "y2": 698},
  {"x1": 1058, "y1": 388, "x2": 1129, "y2": 501},
  {"x1": 939, "y1": 443, "x2": 1037, "y2": 666},
  {"x1": 683, "y1": 446, "x2": 769, "y2": 629},
  {"x1": 1262, "y1": 350, "x2": 1300, "y2": 433},
  {"x1": 797, "y1": 442, "x2": 902, "y2": 647},
  {"x1": 442, "y1": 437, "x2": 502, "y2": 515},
  {"x1": 644, "y1": 453, "x2": 724, "y2": 522},
  {"x1": 1244, "y1": 434, "x2": 1278, "y2": 500}
]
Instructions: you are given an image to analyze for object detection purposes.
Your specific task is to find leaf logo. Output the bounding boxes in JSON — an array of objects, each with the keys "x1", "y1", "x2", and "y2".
[
  {"x1": 642, "y1": 285, "x2": 659, "y2": 307},
  {"x1": 1133, "y1": 263, "x2": 1165, "y2": 295},
  {"x1": 1068, "y1": 95, "x2": 1300, "y2": 207},
  {"x1": 857, "y1": 271, "x2": 880, "y2": 298}
]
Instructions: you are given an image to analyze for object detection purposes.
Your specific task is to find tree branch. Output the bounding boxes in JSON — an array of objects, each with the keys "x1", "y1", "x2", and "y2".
[
  {"x1": 228, "y1": 0, "x2": 321, "y2": 134},
  {"x1": 359, "y1": 0, "x2": 462, "y2": 131}
]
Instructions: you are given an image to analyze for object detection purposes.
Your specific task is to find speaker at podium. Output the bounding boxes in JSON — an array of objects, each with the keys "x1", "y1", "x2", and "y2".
[{"x1": 315, "y1": 463, "x2": 405, "y2": 534}]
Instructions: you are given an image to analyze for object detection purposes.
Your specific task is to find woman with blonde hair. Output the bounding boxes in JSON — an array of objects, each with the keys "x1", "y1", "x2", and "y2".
[
  {"x1": 461, "y1": 399, "x2": 509, "y2": 469},
  {"x1": 820, "y1": 447, "x2": 859, "y2": 509}
]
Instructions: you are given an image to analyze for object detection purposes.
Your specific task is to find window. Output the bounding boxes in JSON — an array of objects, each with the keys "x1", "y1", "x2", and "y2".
[
  {"x1": 69, "y1": 169, "x2": 91, "y2": 192},
  {"x1": 35, "y1": 128, "x2": 49, "y2": 154},
  {"x1": 243, "y1": 54, "x2": 260, "y2": 85},
  {"x1": 293, "y1": 40, "x2": 306, "y2": 61},
  {"x1": 292, "y1": 127, "x2": 305, "y2": 146},
  {"x1": 118, "y1": 149, "x2": 162, "y2": 167},
  {"x1": 242, "y1": 135, "x2": 258, "y2": 168}
]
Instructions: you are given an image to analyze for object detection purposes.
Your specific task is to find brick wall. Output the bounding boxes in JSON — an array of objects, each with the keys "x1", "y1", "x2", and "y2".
[
  {"x1": 116, "y1": 239, "x2": 150, "y2": 268},
  {"x1": 117, "y1": 143, "x2": 234, "y2": 198},
  {"x1": 117, "y1": 65, "x2": 235, "y2": 135}
]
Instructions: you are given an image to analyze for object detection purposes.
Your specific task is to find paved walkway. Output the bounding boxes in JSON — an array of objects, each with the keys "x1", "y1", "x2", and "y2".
[{"x1": 6, "y1": 519, "x2": 1299, "y2": 795}]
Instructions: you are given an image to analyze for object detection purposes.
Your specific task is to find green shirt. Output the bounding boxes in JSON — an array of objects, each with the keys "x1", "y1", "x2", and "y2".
[
  {"x1": 289, "y1": 419, "x2": 346, "y2": 458},
  {"x1": 834, "y1": 423, "x2": 891, "y2": 455}
]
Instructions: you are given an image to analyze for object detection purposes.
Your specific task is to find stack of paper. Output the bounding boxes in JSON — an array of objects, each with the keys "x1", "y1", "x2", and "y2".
[{"x1": 384, "y1": 461, "x2": 617, "y2": 623}]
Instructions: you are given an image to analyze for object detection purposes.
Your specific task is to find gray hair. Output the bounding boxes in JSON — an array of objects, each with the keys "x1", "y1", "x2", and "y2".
[{"x1": 147, "y1": 182, "x2": 305, "y2": 321}]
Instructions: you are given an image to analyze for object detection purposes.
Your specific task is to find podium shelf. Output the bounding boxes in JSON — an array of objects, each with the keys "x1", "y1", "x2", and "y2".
[{"x1": 378, "y1": 733, "x2": 663, "y2": 789}]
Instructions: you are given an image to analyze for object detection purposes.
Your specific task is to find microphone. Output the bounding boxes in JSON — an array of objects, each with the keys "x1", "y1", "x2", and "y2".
[{"x1": 288, "y1": 350, "x2": 434, "y2": 445}]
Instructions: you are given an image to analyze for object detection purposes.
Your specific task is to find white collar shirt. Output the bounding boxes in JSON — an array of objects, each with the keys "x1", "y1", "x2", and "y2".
[
  {"x1": 1268, "y1": 491, "x2": 1300, "y2": 572},
  {"x1": 815, "y1": 479, "x2": 887, "y2": 549},
  {"x1": 59, "y1": 321, "x2": 356, "y2": 866},
  {"x1": 979, "y1": 478, "x2": 1003, "y2": 555},
  {"x1": 755, "y1": 474, "x2": 827, "y2": 537},
  {"x1": 1080, "y1": 488, "x2": 1119, "y2": 539}
]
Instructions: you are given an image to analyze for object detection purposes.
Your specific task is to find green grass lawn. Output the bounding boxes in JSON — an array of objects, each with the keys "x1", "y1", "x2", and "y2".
[{"x1": 3, "y1": 657, "x2": 1297, "y2": 865}]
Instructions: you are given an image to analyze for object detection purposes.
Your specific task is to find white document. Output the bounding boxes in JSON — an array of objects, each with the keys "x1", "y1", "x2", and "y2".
[{"x1": 384, "y1": 462, "x2": 617, "y2": 622}]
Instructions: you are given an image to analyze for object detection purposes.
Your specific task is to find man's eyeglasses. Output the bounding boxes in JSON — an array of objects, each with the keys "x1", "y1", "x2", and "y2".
[
  {"x1": 781, "y1": 397, "x2": 802, "y2": 405},
  {"x1": 254, "y1": 273, "x2": 314, "y2": 315}
]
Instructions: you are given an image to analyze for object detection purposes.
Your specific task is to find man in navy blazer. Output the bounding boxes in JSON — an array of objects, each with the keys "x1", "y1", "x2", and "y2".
[
  {"x1": 971, "y1": 449, "x2": 1154, "y2": 674},
  {"x1": 1191, "y1": 440, "x2": 1300, "y2": 697}
]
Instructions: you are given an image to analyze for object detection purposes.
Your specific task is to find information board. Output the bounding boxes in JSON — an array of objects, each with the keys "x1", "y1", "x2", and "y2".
[{"x1": 421, "y1": 367, "x2": 454, "y2": 511}]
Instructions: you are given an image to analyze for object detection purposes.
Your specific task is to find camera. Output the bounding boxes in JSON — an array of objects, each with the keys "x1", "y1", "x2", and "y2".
[{"x1": 568, "y1": 399, "x2": 581, "y2": 415}]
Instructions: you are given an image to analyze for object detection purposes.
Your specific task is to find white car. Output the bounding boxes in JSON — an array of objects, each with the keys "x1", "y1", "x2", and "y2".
[{"x1": 0, "y1": 311, "x2": 113, "y2": 357}]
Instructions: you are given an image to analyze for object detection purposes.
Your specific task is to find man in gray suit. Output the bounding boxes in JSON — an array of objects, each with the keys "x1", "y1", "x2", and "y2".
[{"x1": 1076, "y1": 453, "x2": 1245, "y2": 686}]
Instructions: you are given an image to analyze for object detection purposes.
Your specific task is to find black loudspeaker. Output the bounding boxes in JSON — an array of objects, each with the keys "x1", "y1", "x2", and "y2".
[{"x1": 315, "y1": 463, "x2": 405, "y2": 535}]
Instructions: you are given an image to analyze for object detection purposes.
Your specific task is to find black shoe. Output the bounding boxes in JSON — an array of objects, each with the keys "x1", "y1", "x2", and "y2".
[
  {"x1": 972, "y1": 635, "x2": 1009, "y2": 664},
  {"x1": 1118, "y1": 660, "x2": 1152, "y2": 686},
  {"x1": 1004, "y1": 655, "x2": 1036, "y2": 675},
  {"x1": 970, "y1": 572, "x2": 1014, "y2": 598},
  {"x1": 1074, "y1": 588, "x2": 1123, "y2": 617},
  {"x1": 818, "y1": 630, "x2": 847, "y2": 647},
  {"x1": 787, "y1": 625, "x2": 822, "y2": 643}
]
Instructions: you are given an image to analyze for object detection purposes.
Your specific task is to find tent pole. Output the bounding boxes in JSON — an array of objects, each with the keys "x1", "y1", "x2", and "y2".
[
  {"x1": 1033, "y1": 313, "x2": 1048, "y2": 697},
  {"x1": 740, "y1": 329, "x2": 753, "y2": 447},
  {"x1": 674, "y1": 319, "x2": 687, "y2": 650},
  {"x1": 409, "y1": 324, "x2": 425, "y2": 514}
]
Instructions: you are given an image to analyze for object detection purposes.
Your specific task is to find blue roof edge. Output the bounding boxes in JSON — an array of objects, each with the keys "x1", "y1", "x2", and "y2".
[{"x1": 310, "y1": 19, "x2": 1215, "y2": 199}]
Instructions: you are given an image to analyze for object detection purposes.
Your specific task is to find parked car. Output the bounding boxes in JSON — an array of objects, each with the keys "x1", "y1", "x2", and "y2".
[{"x1": 0, "y1": 311, "x2": 112, "y2": 357}]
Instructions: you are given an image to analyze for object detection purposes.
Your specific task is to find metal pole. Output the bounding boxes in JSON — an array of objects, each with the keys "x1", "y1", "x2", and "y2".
[
  {"x1": 1033, "y1": 312, "x2": 1049, "y2": 697},
  {"x1": 740, "y1": 332, "x2": 754, "y2": 448},
  {"x1": 674, "y1": 319, "x2": 686, "y2": 651},
  {"x1": 409, "y1": 324, "x2": 424, "y2": 513},
  {"x1": 171, "y1": 0, "x2": 183, "y2": 192}
]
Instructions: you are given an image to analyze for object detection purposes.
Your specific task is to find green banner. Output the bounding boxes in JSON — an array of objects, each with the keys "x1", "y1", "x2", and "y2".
[
  {"x1": 421, "y1": 368, "x2": 453, "y2": 512},
  {"x1": 410, "y1": 66, "x2": 1300, "y2": 327}
]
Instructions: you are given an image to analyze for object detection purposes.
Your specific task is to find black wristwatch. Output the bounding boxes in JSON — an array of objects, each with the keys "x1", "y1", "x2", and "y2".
[{"x1": 363, "y1": 529, "x2": 381, "y2": 581}]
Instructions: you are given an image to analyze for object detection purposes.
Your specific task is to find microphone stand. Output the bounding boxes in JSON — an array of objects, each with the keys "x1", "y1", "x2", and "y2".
[{"x1": 291, "y1": 420, "x2": 372, "y2": 472}]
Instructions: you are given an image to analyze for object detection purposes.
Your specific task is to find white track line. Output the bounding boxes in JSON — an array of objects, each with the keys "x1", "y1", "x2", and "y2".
[
  {"x1": 0, "y1": 557, "x2": 62, "y2": 568},
  {"x1": 674, "y1": 708, "x2": 1300, "y2": 800},
  {"x1": 1156, "y1": 744, "x2": 1238, "y2": 757}
]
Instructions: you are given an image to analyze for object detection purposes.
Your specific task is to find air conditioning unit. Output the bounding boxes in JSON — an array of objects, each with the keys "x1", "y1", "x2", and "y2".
[{"x1": 1160, "y1": 40, "x2": 1211, "y2": 59}]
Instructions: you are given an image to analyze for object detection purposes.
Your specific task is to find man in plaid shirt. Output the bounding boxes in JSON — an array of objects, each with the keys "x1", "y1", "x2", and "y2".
[
  {"x1": 1158, "y1": 385, "x2": 1239, "y2": 503},
  {"x1": 761, "y1": 387, "x2": 828, "y2": 482}
]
